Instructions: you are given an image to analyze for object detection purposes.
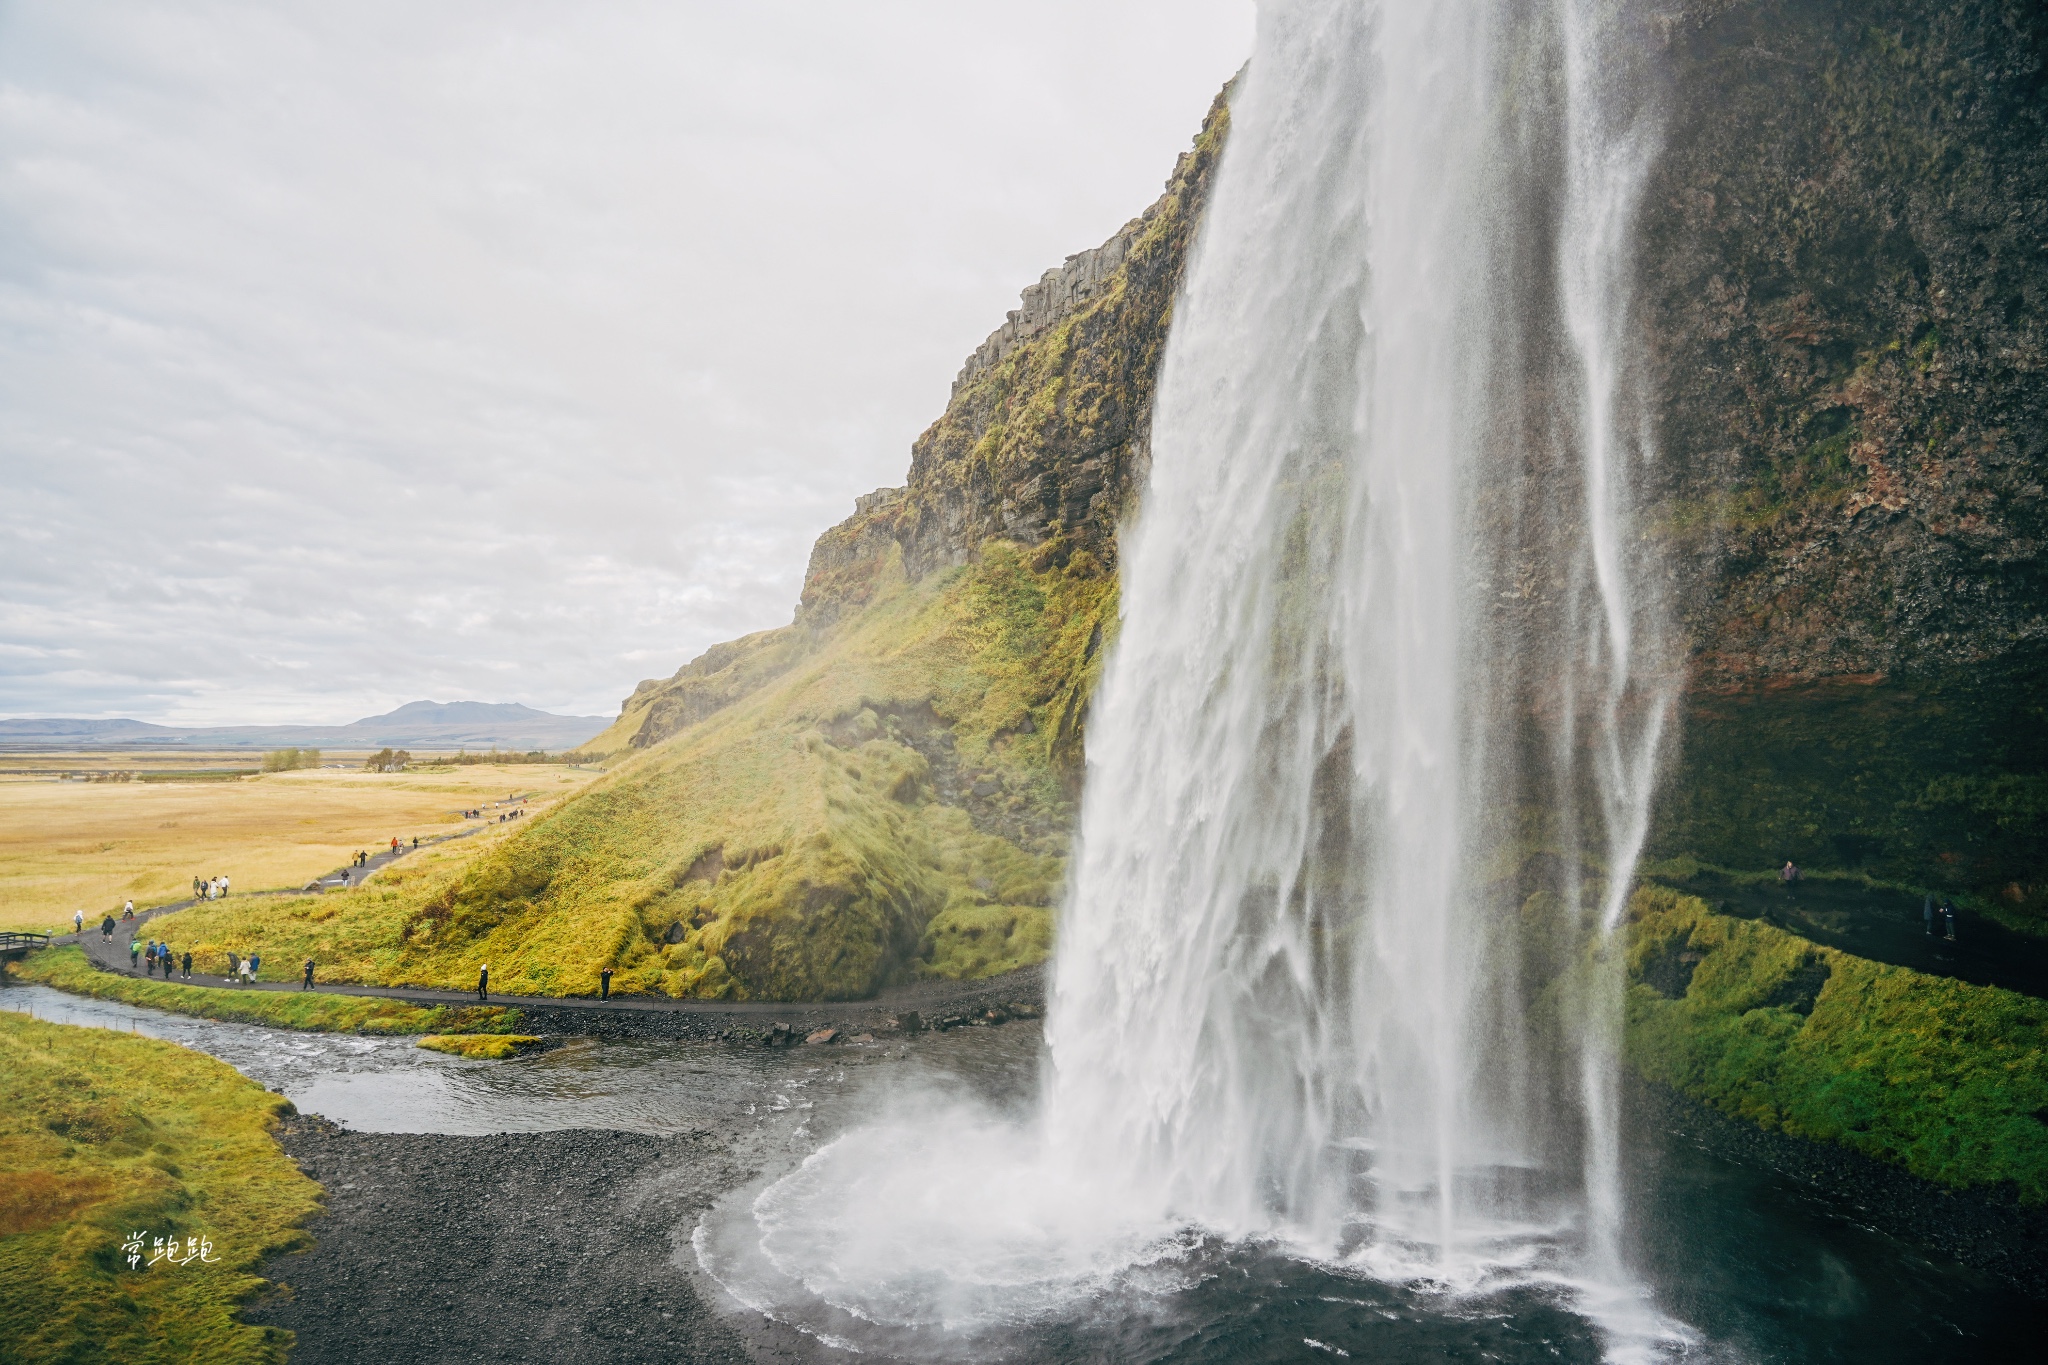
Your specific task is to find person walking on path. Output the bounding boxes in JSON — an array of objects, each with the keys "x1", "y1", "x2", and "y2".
[
  {"x1": 600, "y1": 967, "x2": 612, "y2": 1001},
  {"x1": 477, "y1": 963, "x2": 490, "y2": 1002},
  {"x1": 123, "y1": 900, "x2": 135, "y2": 920},
  {"x1": 181, "y1": 950, "x2": 192, "y2": 980},
  {"x1": 302, "y1": 958, "x2": 315, "y2": 990},
  {"x1": 1942, "y1": 900, "x2": 1958, "y2": 943},
  {"x1": 101, "y1": 915, "x2": 115, "y2": 942},
  {"x1": 249, "y1": 952, "x2": 260, "y2": 980},
  {"x1": 220, "y1": 875, "x2": 230, "y2": 897},
  {"x1": 129, "y1": 939, "x2": 141, "y2": 971},
  {"x1": 143, "y1": 941, "x2": 155, "y2": 976},
  {"x1": 73, "y1": 909, "x2": 83, "y2": 936}
]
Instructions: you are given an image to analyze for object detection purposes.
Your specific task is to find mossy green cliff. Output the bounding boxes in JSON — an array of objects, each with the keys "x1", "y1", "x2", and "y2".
[{"x1": 1624, "y1": 885, "x2": 2048, "y2": 1203}]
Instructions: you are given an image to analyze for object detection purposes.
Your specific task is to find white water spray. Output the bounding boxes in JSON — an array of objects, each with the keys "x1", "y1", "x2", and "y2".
[{"x1": 699, "y1": 0, "x2": 1683, "y2": 1353}]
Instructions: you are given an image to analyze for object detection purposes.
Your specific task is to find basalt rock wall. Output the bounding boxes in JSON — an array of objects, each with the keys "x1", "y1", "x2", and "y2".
[{"x1": 601, "y1": 0, "x2": 2046, "y2": 911}]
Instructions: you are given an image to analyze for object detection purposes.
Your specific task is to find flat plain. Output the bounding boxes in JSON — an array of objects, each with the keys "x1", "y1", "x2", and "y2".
[{"x1": 0, "y1": 757, "x2": 601, "y2": 934}]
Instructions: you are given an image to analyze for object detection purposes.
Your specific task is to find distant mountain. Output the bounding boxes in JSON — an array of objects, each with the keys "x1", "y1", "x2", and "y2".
[{"x1": 0, "y1": 700, "x2": 611, "y2": 751}]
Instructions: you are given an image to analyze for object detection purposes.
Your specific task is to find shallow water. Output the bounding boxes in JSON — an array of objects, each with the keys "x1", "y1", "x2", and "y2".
[
  {"x1": 5, "y1": 982, "x2": 2034, "y2": 1360},
  {"x1": 0, "y1": 981, "x2": 910, "y2": 1137}
]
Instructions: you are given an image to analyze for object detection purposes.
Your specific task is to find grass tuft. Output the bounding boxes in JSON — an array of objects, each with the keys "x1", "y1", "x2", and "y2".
[{"x1": 414, "y1": 1034, "x2": 541, "y2": 1060}]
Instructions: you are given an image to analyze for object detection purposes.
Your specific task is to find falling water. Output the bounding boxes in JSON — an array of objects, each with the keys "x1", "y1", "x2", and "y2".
[
  {"x1": 698, "y1": 0, "x2": 1682, "y2": 1354},
  {"x1": 1046, "y1": 0, "x2": 1674, "y2": 1273}
]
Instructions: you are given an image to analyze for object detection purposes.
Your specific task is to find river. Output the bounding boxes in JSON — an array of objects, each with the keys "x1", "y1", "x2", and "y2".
[{"x1": 3, "y1": 981, "x2": 2032, "y2": 1362}]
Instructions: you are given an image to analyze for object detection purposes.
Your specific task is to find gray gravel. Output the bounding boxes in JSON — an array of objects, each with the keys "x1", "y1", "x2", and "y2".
[{"x1": 246, "y1": 1117, "x2": 752, "y2": 1363}]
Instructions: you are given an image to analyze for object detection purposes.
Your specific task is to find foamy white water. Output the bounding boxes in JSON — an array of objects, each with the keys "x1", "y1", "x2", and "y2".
[{"x1": 699, "y1": 1, "x2": 1685, "y2": 1356}]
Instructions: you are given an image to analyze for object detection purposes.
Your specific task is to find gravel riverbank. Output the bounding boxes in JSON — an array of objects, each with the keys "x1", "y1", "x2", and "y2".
[{"x1": 246, "y1": 1118, "x2": 753, "y2": 1364}]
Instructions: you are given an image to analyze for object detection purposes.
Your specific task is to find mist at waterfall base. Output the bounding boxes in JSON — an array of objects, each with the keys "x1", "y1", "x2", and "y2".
[{"x1": 698, "y1": 0, "x2": 1696, "y2": 1357}]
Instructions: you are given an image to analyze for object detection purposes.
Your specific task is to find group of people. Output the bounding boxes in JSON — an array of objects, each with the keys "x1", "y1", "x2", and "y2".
[
  {"x1": 135, "y1": 938, "x2": 192, "y2": 979},
  {"x1": 191, "y1": 874, "x2": 230, "y2": 900},
  {"x1": 1924, "y1": 895, "x2": 1960, "y2": 942}
]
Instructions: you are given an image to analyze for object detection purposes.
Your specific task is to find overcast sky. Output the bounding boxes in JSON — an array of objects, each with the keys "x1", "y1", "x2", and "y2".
[{"x1": 0, "y1": 1, "x2": 1252, "y2": 725}]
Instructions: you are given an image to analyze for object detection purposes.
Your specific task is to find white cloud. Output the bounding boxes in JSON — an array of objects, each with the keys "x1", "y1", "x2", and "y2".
[{"x1": 0, "y1": 0, "x2": 1252, "y2": 725}]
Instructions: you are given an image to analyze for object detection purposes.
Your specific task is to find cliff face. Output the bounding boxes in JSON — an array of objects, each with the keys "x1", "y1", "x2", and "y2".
[
  {"x1": 1647, "y1": 0, "x2": 2048, "y2": 684},
  {"x1": 1642, "y1": 0, "x2": 2048, "y2": 910},
  {"x1": 492, "y1": 0, "x2": 2045, "y2": 1001}
]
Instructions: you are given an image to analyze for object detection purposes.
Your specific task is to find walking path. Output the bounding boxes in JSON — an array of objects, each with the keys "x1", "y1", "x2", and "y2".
[
  {"x1": 49, "y1": 822, "x2": 1039, "y2": 1021},
  {"x1": 1661, "y1": 869, "x2": 2048, "y2": 1000}
]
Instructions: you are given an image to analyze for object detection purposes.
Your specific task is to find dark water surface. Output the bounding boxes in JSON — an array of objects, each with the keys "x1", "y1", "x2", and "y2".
[{"x1": 4, "y1": 982, "x2": 2034, "y2": 1361}]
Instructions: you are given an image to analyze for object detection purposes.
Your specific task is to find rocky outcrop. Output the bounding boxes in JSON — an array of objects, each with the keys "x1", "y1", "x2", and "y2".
[
  {"x1": 596, "y1": 89, "x2": 1232, "y2": 754},
  {"x1": 950, "y1": 229, "x2": 1138, "y2": 396},
  {"x1": 1647, "y1": 0, "x2": 2048, "y2": 684}
]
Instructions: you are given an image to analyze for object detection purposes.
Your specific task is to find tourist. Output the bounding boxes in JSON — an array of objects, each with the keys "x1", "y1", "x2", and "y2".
[
  {"x1": 1943, "y1": 901, "x2": 1958, "y2": 942},
  {"x1": 123, "y1": 900, "x2": 135, "y2": 919},
  {"x1": 129, "y1": 939, "x2": 140, "y2": 970},
  {"x1": 302, "y1": 957, "x2": 315, "y2": 990},
  {"x1": 477, "y1": 962, "x2": 490, "y2": 1001},
  {"x1": 1779, "y1": 861, "x2": 1800, "y2": 884},
  {"x1": 181, "y1": 950, "x2": 192, "y2": 979},
  {"x1": 193, "y1": 876, "x2": 203, "y2": 899},
  {"x1": 144, "y1": 941, "x2": 155, "y2": 976},
  {"x1": 412, "y1": 836, "x2": 419, "y2": 849},
  {"x1": 220, "y1": 875, "x2": 230, "y2": 897},
  {"x1": 101, "y1": 915, "x2": 115, "y2": 942},
  {"x1": 600, "y1": 966, "x2": 613, "y2": 1001},
  {"x1": 1923, "y1": 895, "x2": 1934, "y2": 936},
  {"x1": 249, "y1": 952, "x2": 261, "y2": 980},
  {"x1": 73, "y1": 909, "x2": 83, "y2": 936}
]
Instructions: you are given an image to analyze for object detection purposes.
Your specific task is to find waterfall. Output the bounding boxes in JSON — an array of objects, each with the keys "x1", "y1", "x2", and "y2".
[
  {"x1": 698, "y1": 0, "x2": 1682, "y2": 1352},
  {"x1": 1046, "y1": 0, "x2": 1674, "y2": 1274}
]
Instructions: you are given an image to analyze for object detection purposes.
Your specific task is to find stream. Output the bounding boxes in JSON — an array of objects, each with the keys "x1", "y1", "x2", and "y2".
[{"x1": 3, "y1": 980, "x2": 2035, "y2": 1362}]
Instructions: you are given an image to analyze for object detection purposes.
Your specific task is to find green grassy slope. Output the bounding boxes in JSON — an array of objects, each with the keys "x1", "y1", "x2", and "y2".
[
  {"x1": 1624, "y1": 885, "x2": 2048, "y2": 1201},
  {"x1": 0, "y1": 1011, "x2": 321, "y2": 1363}
]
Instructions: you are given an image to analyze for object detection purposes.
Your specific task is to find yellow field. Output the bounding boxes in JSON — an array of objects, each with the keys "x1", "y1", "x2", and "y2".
[{"x1": 0, "y1": 761, "x2": 602, "y2": 934}]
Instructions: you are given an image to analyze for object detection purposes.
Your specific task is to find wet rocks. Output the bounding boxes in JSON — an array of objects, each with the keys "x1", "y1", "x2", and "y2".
[{"x1": 804, "y1": 1027, "x2": 840, "y2": 1045}]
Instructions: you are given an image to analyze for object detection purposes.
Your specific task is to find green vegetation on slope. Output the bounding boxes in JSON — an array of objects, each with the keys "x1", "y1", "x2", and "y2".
[
  {"x1": 1624, "y1": 885, "x2": 2048, "y2": 1201},
  {"x1": 8, "y1": 947, "x2": 524, "y2": 1036},
  {"x1": 385, "y1": 543, "x2": 1100, "y2": 1001},
  {"x1": 0, "y1": 1011, "x2": 321, "y2": 1363}
]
